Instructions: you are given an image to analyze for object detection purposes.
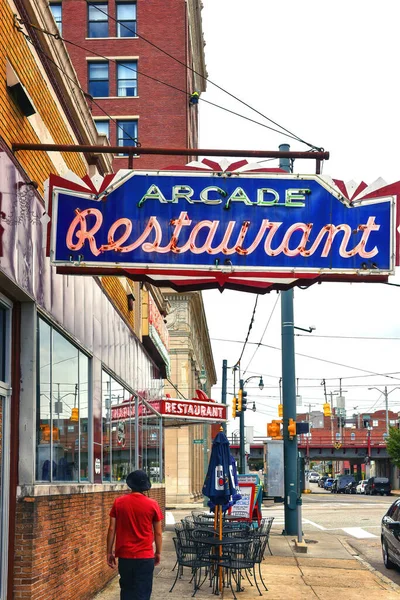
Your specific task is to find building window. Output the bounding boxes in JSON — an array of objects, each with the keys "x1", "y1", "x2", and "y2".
[
  {"x1": 88, "y1": 62, "x2": 109, "y2": 97},
  {"x1": 102, "y1": 371, "x2": 163, "y2": 483},
  {"x1": 116, "y1": 2, "x2": 136, "y2": 37},
  {"x1": 50, "y1": 3, "x2": 62, "y2": 34},
  {"x1": 88, "y1": 3, "x2": 108, "y2": 38},
  {"x1": 36, "y1": 318, "x2": 90, "y2": 483},
  {"x1": 94, "y1": 119, "x2": 110, "y2": 139},
  {"x1": 117, "y1": 120, "x2": 138, "y2": 152},
  {"x1": 117, "y1": 61, "x2": 137, "y2": 96}
]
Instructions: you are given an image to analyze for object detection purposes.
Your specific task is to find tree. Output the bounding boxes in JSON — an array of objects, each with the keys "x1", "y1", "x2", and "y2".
[{"x1": 386, "y1": 427, "x2": 400, "y2": 469}]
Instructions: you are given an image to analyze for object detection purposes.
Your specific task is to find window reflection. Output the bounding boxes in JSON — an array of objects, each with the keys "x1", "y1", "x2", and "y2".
[
  {"x1": 101, "y1": 373, "x2": 163, "y2": 483},
  {"x1": 36, "y1": 318, "x2": 90, "y2": 483}
]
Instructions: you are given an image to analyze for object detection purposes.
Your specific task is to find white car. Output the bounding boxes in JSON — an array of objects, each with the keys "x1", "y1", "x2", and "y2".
[
  {"x1": 308, "y1": 472, "x2": 319, "y2": 483},
  {"x1": 356, "y1": 480, "x2": 367, "y2": 494}
]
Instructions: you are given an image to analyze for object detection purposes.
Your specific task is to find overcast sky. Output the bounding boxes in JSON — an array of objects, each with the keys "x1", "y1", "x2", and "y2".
[{"x1": 198, "y1": 0, "x2": 400, "y2": 437}]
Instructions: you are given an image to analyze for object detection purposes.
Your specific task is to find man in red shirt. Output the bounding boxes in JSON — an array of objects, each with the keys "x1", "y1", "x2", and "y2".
[{"x1": 107, "y1": 470, "x2": 163, "y2": 600}]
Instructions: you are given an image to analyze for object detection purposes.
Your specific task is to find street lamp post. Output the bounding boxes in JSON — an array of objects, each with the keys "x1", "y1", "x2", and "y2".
[
  {"x1": 199, "y1": 366, "x2": 208, "y2": 506},
  {"x1": 368, "y1": 386, "x2": 400, "y2": 436},
  {"x1": 239, "y1": 375, "x2": 264, "y2": 474}
]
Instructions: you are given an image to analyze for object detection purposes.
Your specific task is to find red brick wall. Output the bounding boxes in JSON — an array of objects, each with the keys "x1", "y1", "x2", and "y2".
[
  {"x1": 63, "y1": 0, "x2": 198, "y2": 171},
  {"x1": 13, "y1": 487, "x2": 165, "y2": 599}
]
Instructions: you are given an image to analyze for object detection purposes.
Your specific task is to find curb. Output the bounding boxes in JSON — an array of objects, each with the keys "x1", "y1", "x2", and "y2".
[{"x1": 339, "y1": 536, "x2": 400, "y2": 593}]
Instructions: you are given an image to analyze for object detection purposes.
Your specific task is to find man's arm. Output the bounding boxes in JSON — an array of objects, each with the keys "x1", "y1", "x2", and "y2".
[
  {"x1": 153, "y1": 520, "x2": 162, "y2": 566},
  {"x1": 107, "y1": 517, "x2": 117, "y2": 568}
]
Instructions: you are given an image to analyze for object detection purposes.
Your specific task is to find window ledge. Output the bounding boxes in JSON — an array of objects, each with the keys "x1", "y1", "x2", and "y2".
[
  {"x1": 85, "y1": 37, "x2": 139, "y2": 40},
  {"x1": 18, "y1": 482, "x2": 165, "y2": 497},
  {"x1": 91, "y1": 96, "x2": 139, "y2": 100}
]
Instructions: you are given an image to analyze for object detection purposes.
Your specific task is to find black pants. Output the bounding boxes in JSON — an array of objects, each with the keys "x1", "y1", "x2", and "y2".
[{"x1": 118, "y1": 558, "x2": 155, "y2": 600}]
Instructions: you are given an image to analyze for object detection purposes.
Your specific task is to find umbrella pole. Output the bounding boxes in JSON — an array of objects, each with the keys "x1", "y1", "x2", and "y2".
[{"x1": 219, "y1": 505, "x2": 223, "y2": 593}]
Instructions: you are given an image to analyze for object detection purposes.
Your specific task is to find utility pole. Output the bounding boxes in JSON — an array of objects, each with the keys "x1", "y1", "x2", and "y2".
[
  {"x1": 239, "y1": 378, "x2": 245, "y2": 474},
  {"x1": 279, "y1": 143, "x2": 299, "y2": 537}
]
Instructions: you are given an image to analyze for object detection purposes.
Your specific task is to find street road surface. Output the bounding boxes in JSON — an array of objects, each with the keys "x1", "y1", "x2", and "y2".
[{"x1": 263, "y1": 483, "x2": 400, "y2": 586}]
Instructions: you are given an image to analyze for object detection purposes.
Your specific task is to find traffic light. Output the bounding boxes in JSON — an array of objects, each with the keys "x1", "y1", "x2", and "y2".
[
  {"x1": 237, "y1": 388, "x2": 243, "y2": 412},
  {"x1": 278, "y1": 403, "x2": 283, "y2": 417},
  {"x1": 232, "y1": 396, "x2": 237, "y2": 419},
  {"x1": 323, "y1": 403, "x2": 331, "y2": 417},
  {"x1": 241, "y1": 390, "x2": 248, "y2": 411},
  {"x1": 267, "y1": 420, "x2": 281, "y2": 438},
  {"x1": 288, "y1": 418, "x2": 296, "y2": 438}
]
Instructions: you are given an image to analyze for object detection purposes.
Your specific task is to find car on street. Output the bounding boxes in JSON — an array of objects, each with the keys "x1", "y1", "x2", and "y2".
[
  {"x1": 381, "y1": 498, "x2": 400, "y2": 569},
  {"x1": 344, "y1": 481, "x2": 358, "y2": 494},
  {"x1": 324, "y1": 478, "x2": 334, "y2": 490},
  {"x1": 365, "y1": 476, "x2": 391, "y2": 496},
  {"x1": 308, "y1": 472, "x2": 319, "y2": 483},
  {"x1": 318, "y1": 476, "x2": 328, "y2": 488},
  {"x1": 330, "y1": 475, "x2": 355, "y2": 494},
  {"x1": 356, "y1": 480, "x2": 368, "y2": 494}
]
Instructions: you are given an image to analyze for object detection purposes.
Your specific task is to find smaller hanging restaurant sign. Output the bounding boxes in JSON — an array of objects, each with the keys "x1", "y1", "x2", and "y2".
[
  {"x1": 111, "y1": 397, "x2": 227, "y2": 423},
  {"x1": 46, "y1": 160, "x2": 400, "y2": 293}
]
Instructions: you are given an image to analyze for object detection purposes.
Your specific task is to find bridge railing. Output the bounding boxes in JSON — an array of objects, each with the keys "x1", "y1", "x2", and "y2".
[{"x1": 297, "y1": 431, "x2": 388, "y2": 447}]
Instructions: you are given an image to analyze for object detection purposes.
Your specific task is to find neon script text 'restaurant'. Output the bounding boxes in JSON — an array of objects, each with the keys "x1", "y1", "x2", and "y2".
[{"x1": 66, "y1": 209, "x2": 380, "y2": 259}]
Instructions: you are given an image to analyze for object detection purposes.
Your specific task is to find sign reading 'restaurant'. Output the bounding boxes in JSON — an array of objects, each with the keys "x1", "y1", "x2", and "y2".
[
  {"x1": 111, "y1": 398, "x2": 227, "y2": 422},
  {"x1": 47, "y1": 162, "x2": 399, "y2": 292}
]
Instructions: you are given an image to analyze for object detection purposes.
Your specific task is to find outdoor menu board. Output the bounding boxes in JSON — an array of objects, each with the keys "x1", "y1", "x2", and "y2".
[{"x1": 229, "y1": 483, "x2": 255, "y2": 520}]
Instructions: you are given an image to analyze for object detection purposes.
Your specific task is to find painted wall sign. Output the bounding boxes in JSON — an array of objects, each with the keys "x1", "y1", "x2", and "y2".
[{"x1": 46, "y1": 160, "x2": 400, "y2": 292}]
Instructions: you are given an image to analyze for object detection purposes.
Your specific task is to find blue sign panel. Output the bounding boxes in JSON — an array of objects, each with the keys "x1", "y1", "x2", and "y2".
[{"x1": 49, "y1": 171, "x2": 395, "y2": 275}]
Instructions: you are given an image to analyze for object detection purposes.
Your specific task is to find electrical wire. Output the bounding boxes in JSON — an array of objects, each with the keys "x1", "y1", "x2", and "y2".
[
  {"x1": 242, "y1": 293, "x2": 280, "y2": 376},
  {"x1": 211, "y1": 337, "x2": 400, "y2": 381},
  {"x1": 234, "y1": 295, "x2": 259, "y2": 369},
  {"x1": 15, "y1": 24, "x2": 140, "y2": 146},
  {"x1": 16, "y1": 19, "x2": 311, "y2": 144},
  {"x1": 86, "y1": 2, "x2": 323, "y2": 150}
]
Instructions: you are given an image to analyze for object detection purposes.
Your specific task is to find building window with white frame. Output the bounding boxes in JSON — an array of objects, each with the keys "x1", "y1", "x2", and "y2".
[
  {"x1": 88, "y1": 2, "x2": 108, "y2": 38},
  {"x1": 88, "y1": 61, "x2": 109, "y2": 97},
  {"x1": 117, "y1": 61, "x2": 137, "y2": 96},
  {"x1": 117, "y1": 120, "x2": 138, "y2": 153},
  {"x1": 116, "y1": 2, "x2": 136, "y2": 37},
  {"x1": 49, "y1": 3, "x2": 62, "y2": 34},
  {"x1": 36, "y1": 318, "x2": 90, "y2": 483}
]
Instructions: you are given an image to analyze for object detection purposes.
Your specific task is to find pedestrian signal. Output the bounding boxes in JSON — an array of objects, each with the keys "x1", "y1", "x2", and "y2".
[
  {"x1": 237, "y1": 389, "x2": 243, "y2": 412},
  {"x1": 267, "y1": 421, "x2": 281, "y2": 438},
  {"x1": 232, "y1": 397, "x2": 238, "y2": 419},
  {"x1": 278, "y1": 403, "x2": 283, "y2": 417},
  {"x1": 323, "y1": 403, "x2": 331, "y2": 417},
  {"x1": 241, "y1": 390, "x2": 248, "y2": 412},
  {"x1": 288, "y1": 418, "x2": 296, "y2": 438}
]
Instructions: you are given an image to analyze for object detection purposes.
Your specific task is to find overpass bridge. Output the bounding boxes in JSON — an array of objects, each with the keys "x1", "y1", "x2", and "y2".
[{"x1": 229, "y1": 429, "x2": 390, "y2": 475}]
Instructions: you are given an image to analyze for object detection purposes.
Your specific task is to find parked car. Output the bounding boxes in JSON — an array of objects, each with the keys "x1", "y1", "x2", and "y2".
[
  {"x1": 344, "y1": 481, "x2": 358, "y2": 494},
  {"x1": 330, "y1": 479, "x2": 338, "y2": 493},
  {"x1": 318, "y1": 476, "x2": 328, "y2": 488},
  {"x1": 308, "y1": 472, "x2": 319, "y2": 483},
  {"x1": 365, "y1": 477, "x2": 391, "y2": 496},
  {"x1": 335, "y1": 475, "x2": 356, "y2": 494},
  {"x1": 324, "y1": 478, "x2": 334, "y2": 490},
  {"x1": 381, "y1": 498, "x2": 400, "y2": 568},
  {"x1": 356, "y1": 480, "x2": 368, "y2": 494}
]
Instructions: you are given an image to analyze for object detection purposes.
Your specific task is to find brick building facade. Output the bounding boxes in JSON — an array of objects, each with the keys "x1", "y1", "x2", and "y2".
[
  {"x1": 56, "y1": 0, "x2": 207, "y2": 171},
  {"x1": 0, "y1": 0, "x2": 211, "y2": 597}
]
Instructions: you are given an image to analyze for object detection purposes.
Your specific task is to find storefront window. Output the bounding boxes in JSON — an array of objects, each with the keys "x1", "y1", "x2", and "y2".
[
  {"x1": 36, "y1": 318, "x2": 90, "y2": 482},
  {"x1": 102, "y1": 372, "x2": 163, "y2": 483}
]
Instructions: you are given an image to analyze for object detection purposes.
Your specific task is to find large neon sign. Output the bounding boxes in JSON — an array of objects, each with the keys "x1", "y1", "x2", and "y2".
[{"x1": 47, "y1": 161, "x2": 399, "y2": 292}]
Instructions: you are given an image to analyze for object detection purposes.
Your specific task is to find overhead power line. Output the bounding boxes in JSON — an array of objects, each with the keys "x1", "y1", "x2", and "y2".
[
  {"x1": 211, "y1": 337, "x2": 400, "y2": 381},
  {"x1": 234, "y1": 296, "x2": 259, "y2": 369},
  {"x1": 243, "y1": 293, "x2": 280, "y2": 376},
  {"x1": 86, "y1": 2, "x2": 322, "y2": 150}
]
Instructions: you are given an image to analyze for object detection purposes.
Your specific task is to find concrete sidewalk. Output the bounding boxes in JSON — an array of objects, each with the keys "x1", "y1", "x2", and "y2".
[{"x1": 95, "y1": 515, "x2": 400, "y2": 600}]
